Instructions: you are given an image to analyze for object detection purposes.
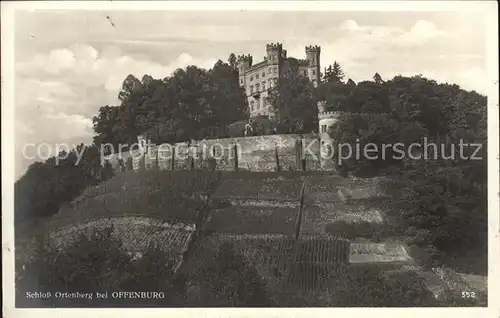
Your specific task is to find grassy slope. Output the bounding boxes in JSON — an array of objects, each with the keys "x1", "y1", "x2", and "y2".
[
  {"x1": 181, "y1": 234, "x2": 438, "y2": 307},
  {"x1": 15, "y1": 170, "x2": 221, "y2": 268},
  {"x1": 46, "y1": 170, "x2": 221, "y2": 230},
  {"x1": 15, "y1": 170, "x2": 486, "y2": 306},
  {"x1": 206, "y1": 206, "x2": 298, "y2": 234}
]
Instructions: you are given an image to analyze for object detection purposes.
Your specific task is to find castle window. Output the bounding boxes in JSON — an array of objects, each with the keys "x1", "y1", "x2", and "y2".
[
  {"x1": 250, "y1": 76, "x2": 253, "y2": 81},
  {"x1": 250, "y1": 101, "x2": 255, "y2": 111},
  {"x1": 256, "y1": 73, "x2": 259, "y2": 79},
  {"x1": 273, "y1": 67, "x2": 277, "y2": 74},
  {"x1": 262, "y1": 82, "x2": 266, "y2": 90},
  {"x1": 250, "y1": 85, "x2": 254, "y2": 94},
  {"x1": 303, "y1": 70, "x2": 307, "y2": 76},
  {"x1": 240, "y1": 79, "x2": 243, "y2": 84},
  {"x1": 212, "y1": 146, "x2": 222, "y2": 157},
  {"x1": 256, "y1": 83, "x2": 260, "y2": 91},
  {"x1": 262, "y1": 71, "x2": 265, "y2": 77},
  {"x1": 312, "y1": 70, "x2": 316, "y2": 75},
  {"x1": 321, "y1": 125, "x2": 327, "y2": 133},
  {"x1": 256, "y1": 98, "x2": 260, "y2": 109}
]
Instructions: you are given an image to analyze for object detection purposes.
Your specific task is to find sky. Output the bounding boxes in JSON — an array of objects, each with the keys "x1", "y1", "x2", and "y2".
[{"x1": 13, "y1": 8, "x2": 490, "y2": 179}]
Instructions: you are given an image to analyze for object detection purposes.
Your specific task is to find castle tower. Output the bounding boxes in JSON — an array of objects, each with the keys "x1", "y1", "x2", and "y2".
[
  {"x1": 317, "y1": 100, "x2": 340, "y2": 171},
  {"x1": 266, "y1": 43, "x2": 283, "y2": 65},
  {"x1": 137, "y1": 134, "x2": 148, "y2": 152},
  {"x1": 317, "y1": 100, "x2": 326, "y2": 114},
  {"x1": 236, "y1": 54, "x2": 253, "y2": 88},
  {"x1": 306, "y1": 45, "x2": 321, "y2": 87}
]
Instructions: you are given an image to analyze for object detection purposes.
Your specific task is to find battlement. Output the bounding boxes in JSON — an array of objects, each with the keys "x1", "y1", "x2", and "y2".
[
  {"x1": 305, "y1": 45, "x2": 321, "y2": 53},
  {"x1": 237, "y1": 54, "x2": 253, "y2": 62},
  {"x1": 318, "y1": 111, "x2": 344, "y2": 120},
  {"x1": 297, "y1": 59, "x2": 309, "y2": 66},
  {"x1": 266, "y1": 43, "x2": 283, "y2": 51},
  {"x1": 319, "y1": 111, "x2": 385, "y2": 120}
]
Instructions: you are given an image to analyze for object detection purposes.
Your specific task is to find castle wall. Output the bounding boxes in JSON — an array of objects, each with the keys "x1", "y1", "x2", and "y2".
[{"x1": 105, "y1": 133, "x2": 328, "y2": 174}]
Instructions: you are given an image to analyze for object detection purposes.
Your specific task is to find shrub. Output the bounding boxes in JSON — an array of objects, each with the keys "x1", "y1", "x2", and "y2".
[
  {"x1": 331, "y1": 264, "x2": 438, "y2": 307},
  {"x1": 228, "y1": 120, "x2": 246, "y2": 137},
  {"x1": 190, "y1": 242, "x2": 273, "y2": 307},
  {"x1": 406, "y1": 244, "x2": 445, "y2": 269},
  {"x1": 16, "y1": 226, "x2": 184, "y2": 307},
  {"x1": 15, "y1": 145, "x2": 114, "y2": 224}
]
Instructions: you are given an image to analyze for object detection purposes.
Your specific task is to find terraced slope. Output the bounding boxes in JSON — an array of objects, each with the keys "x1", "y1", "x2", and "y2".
[
  {"x1": 206, "y1": 205, "x2": 298, "y2": 234},
  {"x1": 16, "y1": 171, "x2": 486, "y2": 306},
  {"x1": 212, "y1": 178, "x2": 303, "y2": 200},
  {"x1": 49, "y1": 216, "x2": 193, "y2": 252},
  {"x1": 16, "y1": 170, "x2": 221, "y2": 267},
  {"x1": 51, "y1": 170, "x2": 220, "y2": 230},
  {"x1": 181, "y1": 233, "x2": 436, "y2": 306},
  {"x1": 300, "y1": 201, "x2": 385, "y2": 236}
]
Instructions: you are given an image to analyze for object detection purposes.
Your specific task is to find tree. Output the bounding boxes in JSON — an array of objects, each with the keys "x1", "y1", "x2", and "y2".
[
  {"x1": 92, "y1": 61, "x2": 248, "y2": 146},
  {"x1": 228, "y1": 53, "x2": 237, "y2": 70},
  {"x1": 118, "y1": 74, "x2": 143, "y2": 102},
  {"x1": 329, "y1": 74, "x2": 487, "y2": 273},
  {"x1": 15, "y1": 144, "x2": 114, "y2": 223},
  {"x1": 323, "y1": 61, "x2": 345, "y2": 83},
  {"x1": 373, "y1": 72, "x2": 384, "y2": 84},
  {"x1": 266, "y1": 58, "x2": 318, "y2": 133},
  {"x1": 196, "y1": 243, "x2": 273, "y2": 306},
  {"x1": 16, "y1": 227, "x2": 185, "y2": 307}
]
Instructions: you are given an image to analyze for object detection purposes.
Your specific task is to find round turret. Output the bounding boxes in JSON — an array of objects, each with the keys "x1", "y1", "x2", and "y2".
[{"x1": 317, "y1": 100, "x2": 327, "y2": 113}]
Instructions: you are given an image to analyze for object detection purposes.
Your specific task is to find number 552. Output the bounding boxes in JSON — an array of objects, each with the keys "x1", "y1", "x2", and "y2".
[{"x1": 461, "y1": 291, "x2": 476, "y2": 299}]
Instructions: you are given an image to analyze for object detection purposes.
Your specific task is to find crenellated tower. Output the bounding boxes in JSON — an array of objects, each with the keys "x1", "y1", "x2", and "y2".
[
  {"x1": 266, "y1": 43, "x2": 283, "y2": 65},
  {"x1": 236, "y1": 54, "x2": 253, "y2": 88},
  {"x1": 317, "y1": 100, "x2": 340, "y2": 170},
  {"x1": 306, "y1": 45, "x2": 321, "y2": 87},
  {"x1": 236, "y1": 42, "x2": 322, "y2": 118}
]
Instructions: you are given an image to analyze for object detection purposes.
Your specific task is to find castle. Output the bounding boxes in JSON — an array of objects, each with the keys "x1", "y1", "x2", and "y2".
[
  {"x1": 107, "y1": 100, "x2": 343, "y2": 174},
  {"x1": 237, "y1": 43, "x2": 321, "y2": 118}
]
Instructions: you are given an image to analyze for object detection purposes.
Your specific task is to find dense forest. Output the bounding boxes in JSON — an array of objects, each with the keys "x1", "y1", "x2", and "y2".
[
  {"x1": 93, "y1": 57, "x2": 248, "y2": 149},
  {"x1": 325, "y1": 72, "x2": 487, "y2": 272},
  {"x1": 15, "y1": 55, "x2": 487, "y2": 273}
]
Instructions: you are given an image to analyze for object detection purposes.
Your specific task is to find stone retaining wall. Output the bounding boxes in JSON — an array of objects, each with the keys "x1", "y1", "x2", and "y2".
[{"x1": 106, "y1": 133, "x2": 326, "y2": 173}]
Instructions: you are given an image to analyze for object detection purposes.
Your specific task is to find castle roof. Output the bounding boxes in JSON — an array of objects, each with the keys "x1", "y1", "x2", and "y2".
[{"x1": 247, "y1": 60, "x2": 268, "y2": 72}]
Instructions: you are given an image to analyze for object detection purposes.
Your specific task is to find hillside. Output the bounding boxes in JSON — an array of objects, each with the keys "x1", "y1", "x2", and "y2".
[{"x1": 16, "y1": 170, "x2": 487, "y2": 306}]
